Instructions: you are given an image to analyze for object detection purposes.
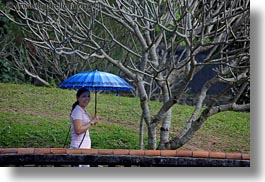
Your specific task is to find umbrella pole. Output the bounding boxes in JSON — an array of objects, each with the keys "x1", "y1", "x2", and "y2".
[{"x1": 94, "y1": 90, "x2": 97, "y2": 116}]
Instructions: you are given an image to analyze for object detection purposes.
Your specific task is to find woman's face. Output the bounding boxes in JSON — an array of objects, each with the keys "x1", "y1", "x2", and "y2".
[{"x1": 77, "y1": 91, "x2": 90, "y2": 108}]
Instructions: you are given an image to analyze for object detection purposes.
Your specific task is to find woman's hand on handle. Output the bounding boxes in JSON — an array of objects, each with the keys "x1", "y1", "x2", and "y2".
[{"x1": 91, "y1": 115, "x2": 99, "y2": 126}]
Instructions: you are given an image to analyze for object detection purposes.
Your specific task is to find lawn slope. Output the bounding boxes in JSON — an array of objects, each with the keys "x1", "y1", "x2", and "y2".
[{"x1": 0, "y1": 83, "x2": 250, "y2": 153}]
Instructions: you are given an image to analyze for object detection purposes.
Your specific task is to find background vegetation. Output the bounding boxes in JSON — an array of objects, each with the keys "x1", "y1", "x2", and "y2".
[{"x1": 0, "y1": 83, "x2": 250, "y2": 153}]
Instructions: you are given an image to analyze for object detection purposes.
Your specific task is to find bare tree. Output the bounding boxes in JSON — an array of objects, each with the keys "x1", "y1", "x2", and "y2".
[{"x1": 1, "y1": 0, "x2": 250, "y2": 149}]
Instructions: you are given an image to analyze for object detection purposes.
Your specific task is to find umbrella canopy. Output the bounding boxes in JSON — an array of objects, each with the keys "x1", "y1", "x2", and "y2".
[
  {"x1": 58, "y1": 70, "x2": 133, "y2": 90},
  {"x1": 58, "y1": 70, "x2": 133, "y2": 115}
]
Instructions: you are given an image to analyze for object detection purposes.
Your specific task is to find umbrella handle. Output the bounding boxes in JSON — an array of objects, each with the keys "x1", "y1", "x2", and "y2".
[{"x1": 94, "y1": 91, "x2": 97, "y2": 117}]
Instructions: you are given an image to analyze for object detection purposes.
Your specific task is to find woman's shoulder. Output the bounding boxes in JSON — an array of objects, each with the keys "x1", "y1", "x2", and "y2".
[
  {"x1": 72, "y1": 105, "x2": 83, "y2": 112},
  {"x1": 71, "y1": 105, "x2": 84, "y2": 119}
]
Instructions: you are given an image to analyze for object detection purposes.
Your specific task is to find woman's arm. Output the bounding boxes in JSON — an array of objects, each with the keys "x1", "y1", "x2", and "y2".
[{"x1": 73, "y1": 119, "x2": 91, "y2": 135}]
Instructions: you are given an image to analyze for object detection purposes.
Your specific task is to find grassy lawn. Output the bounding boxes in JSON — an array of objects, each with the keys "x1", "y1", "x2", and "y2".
[{"x1": 0, "y1": 83, "x2": 250, "y2": 153}]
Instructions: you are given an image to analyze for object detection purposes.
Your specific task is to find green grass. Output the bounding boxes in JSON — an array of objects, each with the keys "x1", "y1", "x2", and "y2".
[
  {"x1": 0, "y1": 83, "x2": 250, "y2": 153},
  {"x1": 0, "y1": 112, "x2": 68, "y2": 147},
  {"x1": 0, "y1": 111, "x2": 141, "y2": 149}
]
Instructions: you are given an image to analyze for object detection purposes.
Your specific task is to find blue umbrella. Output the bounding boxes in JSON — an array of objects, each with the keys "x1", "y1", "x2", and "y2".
[{"x1": 58, "y1": 70, "x2": 133, "y2": 115}]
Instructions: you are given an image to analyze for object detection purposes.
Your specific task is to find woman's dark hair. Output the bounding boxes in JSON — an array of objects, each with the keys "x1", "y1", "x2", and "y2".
[{"x1": 71, "y1": 87, "x2": 90, "y2": 113}]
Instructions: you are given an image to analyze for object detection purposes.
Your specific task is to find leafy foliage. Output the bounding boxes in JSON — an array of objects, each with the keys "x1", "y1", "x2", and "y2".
[
  {"x1": 0, "y1": 4, "x2": 28, "y2": 83},
  {"x1": 0, "y1": 59, "x2": 25, "y2": 83}
]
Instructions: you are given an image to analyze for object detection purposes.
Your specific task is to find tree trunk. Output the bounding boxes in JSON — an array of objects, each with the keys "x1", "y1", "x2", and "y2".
[
  {"x1": 158, "y1": 109, "x2": 171, "y2": 150},
  {"x1": 136, "y1": 79, "x2": 155, "y2": 149},
  {"x1": 157, "y1": 80, "x2": 172, "y2": 150},
  {"x1": 139, "y1": 114, "x2": 144, "y2": 149}
]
